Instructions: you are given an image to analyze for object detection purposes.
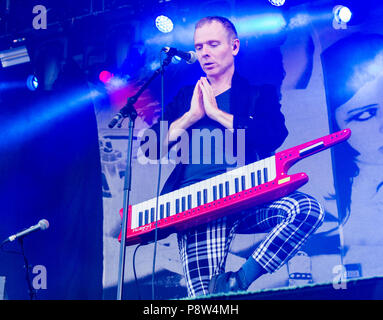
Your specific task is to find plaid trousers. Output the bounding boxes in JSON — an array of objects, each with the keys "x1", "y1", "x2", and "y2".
[{"x1": 177, "y1": 191, "x2": 324, "y2": 297}]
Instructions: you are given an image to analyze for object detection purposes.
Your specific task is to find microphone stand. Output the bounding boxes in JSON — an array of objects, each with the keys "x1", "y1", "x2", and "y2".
[{"x1": 110, "y1": 53, "x2": 173, "y2": 301}]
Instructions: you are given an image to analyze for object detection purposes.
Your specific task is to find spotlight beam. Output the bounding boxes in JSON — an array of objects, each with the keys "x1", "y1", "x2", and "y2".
[{"x1": 0, "y1": 88, "x2": 103, "y2": 151}]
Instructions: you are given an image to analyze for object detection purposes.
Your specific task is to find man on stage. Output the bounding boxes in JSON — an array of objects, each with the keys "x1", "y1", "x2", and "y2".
[{"x1": 149, "y1": 16, "x2": 324, "y2": 297}]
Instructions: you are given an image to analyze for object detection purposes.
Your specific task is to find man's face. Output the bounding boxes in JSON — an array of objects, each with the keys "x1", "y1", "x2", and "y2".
[{"x1": 194, "y1": 20, "x2": 239, "y2": 78}]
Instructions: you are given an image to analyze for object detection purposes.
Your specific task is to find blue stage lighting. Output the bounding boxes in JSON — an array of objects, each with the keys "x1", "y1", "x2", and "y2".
[
  {"x1": 0, "y1": 87, "x2": 104, "y2": 151},
  {"x1": 155, "y1": 15, "x2": 174, "y2": 33},
  {"x1": 26, "y1": 75, "x2": 39, "y2": 91},
  {"x1": 334, "y1": 5, "x2": 352, "y2": 23},
  {"x1": 268, "y1": 0, "x2": 285, "y2": 6},
  {"x1": 237, "y1": 14, "x2": 287, "y2": 36}
]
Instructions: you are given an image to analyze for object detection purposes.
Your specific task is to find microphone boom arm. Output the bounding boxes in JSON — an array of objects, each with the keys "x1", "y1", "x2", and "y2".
[{"x1": 108, "y1": 54, "x2": 173, "y2": 128}]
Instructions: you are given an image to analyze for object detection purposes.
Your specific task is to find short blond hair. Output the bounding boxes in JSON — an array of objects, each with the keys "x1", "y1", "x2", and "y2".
[{"x1": 195, "y1": 16, "x2": 238, "y2": 41}]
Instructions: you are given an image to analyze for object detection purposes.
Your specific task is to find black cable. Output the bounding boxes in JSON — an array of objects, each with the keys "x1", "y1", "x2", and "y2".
[
  {"x1": 132, "y1": 243, "x2": 142, "y2": 300},
  {"x1": 18, "y1": 239, "x2": 36, "y2": 300}
]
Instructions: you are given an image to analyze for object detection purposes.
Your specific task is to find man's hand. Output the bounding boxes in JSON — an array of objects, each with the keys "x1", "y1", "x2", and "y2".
[
  {"x1": 167, "y1": 77, "x2": 233, "y2": 147},
  {"x1": 186, "y1": 79, "x2": 205, "y2": 125},
  {"x1": 166, "y1": 80, "x2": 204, "y2": 144},
  {"x1": 199, "y1": 77, "x2": 234, "y2": 129},
  {"x1": 199, "y1": 77, "x2": 220, "y2": 120}
]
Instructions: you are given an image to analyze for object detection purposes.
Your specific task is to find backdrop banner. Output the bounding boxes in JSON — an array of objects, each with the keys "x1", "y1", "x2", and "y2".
[{"x1": 93, "y1": 6, "x2": 383, "y2": 300}]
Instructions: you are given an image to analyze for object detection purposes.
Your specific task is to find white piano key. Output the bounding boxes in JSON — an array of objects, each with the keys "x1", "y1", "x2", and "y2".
[
  {"x1": 189, "y1": 184, "x2": 198, "y2": 209},
  {"x1": 132, "y1": 203, "x2": 145, "y2": 227},
  {"x1": 268, "y1": 156, "x2": 277, "y2": 181},
  {"x1": 130, "y1": 206, "x2": 138, "y2": 228}
]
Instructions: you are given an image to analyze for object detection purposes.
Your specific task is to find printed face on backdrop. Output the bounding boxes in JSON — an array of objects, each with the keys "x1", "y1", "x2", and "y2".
[
  {"x1": 193, "y1": 20, "x2": 240, "y2": 78},
  {"x1": 335, "y1": 73, "x2": 383, "y2": 166}
]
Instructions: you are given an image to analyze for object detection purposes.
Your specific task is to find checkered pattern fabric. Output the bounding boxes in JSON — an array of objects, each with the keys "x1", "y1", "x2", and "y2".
[{"x1": 177, "y1": 191, "x2": 324, "y2": 297}]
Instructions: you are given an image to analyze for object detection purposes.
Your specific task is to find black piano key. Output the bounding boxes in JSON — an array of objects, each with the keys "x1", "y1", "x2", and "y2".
[
  {"x1": 175, "y1": 199, "x2": 180, "y2": 214},
  {"x1": 251, "y1": 172, "x2": 256, "y2": 187},
  {"x1": 241, "y1": 175, "x2": 246, "y2": 190},
  {"x1": 150, "y1": 208, "x2": 155, "y2": 222},
  {"x1": 213, "y1": 185, "x2": 217, "y2": 200},
  {"x1": 144, "y1": 209, "x2": 149, "y2": 225},
  {"x1": 257, "y1": 170, "x2": 262, "y2": 185},
  {"x1": 160, "y1": 204, "x2": 164, "y2": 219},
  {"x1": 225, "y1": 181, "x2": 230, "y2": 196},
  {"x1": 187, "y1": 195, "x2": 192, "y2": 209},
  {"x1": 197, "y1": 191, "x2": 202, "y2": 206},
  {"x1": 219, "y1": 183, "x2": 224, "y2": 198},
  {"x1": 138, "y1": 211, "x2": 143, "y2": 226},
  {"x1": 203, "y1": 189, "x2": 208, "y2": 204},
  {"x1": 166, "y1": 202, "x2": 171, "y2": 217},
  {"x1": 181, "y1": 197, "x2": 186, "y2": 211},
  {"x1": 263, "y1": 167, "x2": 268, "y2": 182},
  {"x1": 234, "y1": 178, "x2": 239, "y2": 193}
]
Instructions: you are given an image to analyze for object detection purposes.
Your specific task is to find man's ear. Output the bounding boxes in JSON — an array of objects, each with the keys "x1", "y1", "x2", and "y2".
[{"x1": 232, "y1": 39, "x2": 240, "y2": 55}]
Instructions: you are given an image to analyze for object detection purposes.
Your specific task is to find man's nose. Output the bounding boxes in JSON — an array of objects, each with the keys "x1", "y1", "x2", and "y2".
[{"x1": 200, "y1": 46, "x2": 210, "y2": 57}]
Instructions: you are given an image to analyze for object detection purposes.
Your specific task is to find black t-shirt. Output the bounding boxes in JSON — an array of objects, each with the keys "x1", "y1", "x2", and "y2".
[{"x1": 177, "y1": 88, "x2": 236, "y2": 188}]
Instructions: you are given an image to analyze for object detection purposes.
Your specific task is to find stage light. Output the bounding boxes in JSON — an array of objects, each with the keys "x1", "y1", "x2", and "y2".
[
  {"x1": 26, "y1": 75, "x2": 39, "y2": 91},
  {"x1": 334, "y1": 5, "x2": 352, "y2": 24},
  {"x1": 268, "y1": 0, "x2": 285, "y2": 6},
  {"x1": 99, "y1": 70, "x2": 114, "y2": 84},
  {"x1": 155, "y1": 15, "x2": 174, "y2": 33},
  {"x1": 0, "y1": 46, "x2": 30, "y2": 68}
]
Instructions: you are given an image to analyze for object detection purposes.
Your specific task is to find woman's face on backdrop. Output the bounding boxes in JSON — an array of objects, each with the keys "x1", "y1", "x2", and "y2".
[{"x1": 335, "y1": 73, "x2": 383, "y2": 165}]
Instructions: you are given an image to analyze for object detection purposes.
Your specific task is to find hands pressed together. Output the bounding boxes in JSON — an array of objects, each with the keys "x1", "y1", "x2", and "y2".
[
  {"x1": 188, "y1": 77, "x2": 221, "y2": 124},
  {"x1": 166, "y1": 77, "x2": 233, "y2": 145}
]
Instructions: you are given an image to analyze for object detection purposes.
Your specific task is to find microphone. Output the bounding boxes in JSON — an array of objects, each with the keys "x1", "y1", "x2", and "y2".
[
  {"x1": 108, "y1": 113, "x2": 122, "y2": 129},
  {"x1": 162, "y1": 47, "x2": 197, "y2": 64},
  {"x1": 1, "y1": 219, "x2": 49, "y2": 245}
]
